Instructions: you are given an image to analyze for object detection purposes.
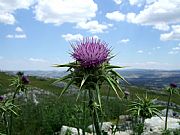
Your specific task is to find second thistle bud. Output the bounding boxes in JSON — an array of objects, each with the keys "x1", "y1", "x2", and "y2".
[
  {"x1": 0, "y1": 96, "x2": 3, "y2": 101},
  {"x1": 21, "y1": 76, "x2": 30, "y2": 85},
  {"x1": 170, "y1": 83, "x2": 177, "y2": 88}
]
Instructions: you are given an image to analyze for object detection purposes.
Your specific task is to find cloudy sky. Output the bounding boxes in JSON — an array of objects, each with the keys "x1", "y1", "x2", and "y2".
[{"x1": 0, "y1": 0, "x2": 180, "y2": 70}]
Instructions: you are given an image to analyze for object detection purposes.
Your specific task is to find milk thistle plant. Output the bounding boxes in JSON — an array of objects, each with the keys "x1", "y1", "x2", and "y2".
[
  {"x1": 164, "y1": 83, "x2": 179, "y2": 130},
  {"x1": 128, "y1": 94, "x2": 161, "y2": 135},
  {"x1": 55, "y1": 37, "x2": 126, "y2": 134},
  {"x1": 128, "y1": 94, "x2": 161, "y2": 123},
  {"x1": 9, "y1": 72, "x2": 30, "y2": 135}
]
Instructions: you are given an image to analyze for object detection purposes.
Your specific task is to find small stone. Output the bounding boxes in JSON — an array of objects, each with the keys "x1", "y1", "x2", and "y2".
[
  {"x1": 60, "y1": 126, "x2": 83, "y2": 135},
  {"x1": 87, "y1": 122, "x2": 113, "y2": 133}
]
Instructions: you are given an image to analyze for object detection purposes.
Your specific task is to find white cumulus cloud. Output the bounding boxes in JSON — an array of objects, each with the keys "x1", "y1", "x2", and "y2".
[
  {"x1": 0, "y1": 0, "x2": 34, "y2": 24},
  {"x1": 126, "y1": 13, "x2": 136, "y2": 23},
  {"x1": 125, "y1": 0, "x2": 180, "y2": 41},
  {"x1": 137, "y1": 50, "x2": 143, "y2": 53},
  {"x1": 6, "y1": 34, "x2": 14, "y2": 38},
  {"x1": 14, "y1": 34, "x2": 27, "y2": 39},
  {"x1": 153, "y1": 23, "x2": 170, "y2": 31},
  {"x1": 120, "y1": 38, "x2": 130, "y2": 43},
  {"x1": 6, "y1": 27, "x2": 27, "y2": 39},
  {"x1": 126, "y1": 0, "x2": 180, "y2": 30},
  {"x1": 106, "y1": 11, "x2": 125, "y2": 22},
  {"x1": 153, "y1": 46, "x2": 161, "y2": 50},
  {"x1": 129, "y1": 0, "x2": 144, "y2": 7},
  {"x1": 168, "y1": 51, "x2": 179, "y2": 54},
  {"x1": 76, "y1": 21, "x2": 110, "y2": 33},
  {"x1": 34, "y1": 0, "x2": 97, "y2": 25},
  {"x1": 62, "y1": 34, "x2": 99, "y2": 42},
  {"x1": 29, "y1": 58, "x2": 46, "y2": 62},
  {"x1": 15, "y1": 27, "x2": 23, "y2": 32},
  {"x1": 62, "y1": 34, "x2": 83, "y2": 41},
  {"x1": 172, "y1": 47, "x2": 180, "y2": 50},
  {"x1": 168, "y1": 43, "x2": 180, "y2": 54},
  {"x1": 92, "y1": 35, "x2": 99, "y2": 39},
  {"x1": 113, "y1": 0, "x2": 123, "y2": 5},
  {"x1": 160, "y1": 25, "x2": 180, "y2": 41},
  {"x1": 0, "y1": 13, "x2": 15, "y2": 24},
  {"x1": 6, "y1": 34, "x2": 27, "y2": 39}
]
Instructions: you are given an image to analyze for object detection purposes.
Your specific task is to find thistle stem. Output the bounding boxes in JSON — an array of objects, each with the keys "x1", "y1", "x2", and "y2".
[
  {"x1": 89, "y1": 89, "x2": 102, "y2": 135},
  {"x1": 9, "y1": 88, "x2": 18, "y2": 135},
  {"x1": 165, "y1": 92, "x2": 172, "y2": 130},
  {"x1": 3, "y1": 113, "x2": 9, "y2": 135},
  {"x1": 82, "y1": 91, "x2": 87, "y2": 135}
]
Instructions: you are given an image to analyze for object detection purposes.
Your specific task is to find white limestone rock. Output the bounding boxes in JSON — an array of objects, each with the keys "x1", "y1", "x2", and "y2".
[
  {"x1": 143, "y1": 116, "x2": 180, "y2": 135},
  {"x1": 114, "y1": 130, "x2": 132, "y2": 135},
  {"x1": 161, "y1": 109, "x2": 179, "y2": 118},
  {"x1": 60, "y1": 125, "x2": 83, "y2": 135}
]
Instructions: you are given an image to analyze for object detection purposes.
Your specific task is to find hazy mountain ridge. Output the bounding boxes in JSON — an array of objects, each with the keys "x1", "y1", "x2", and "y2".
[{"x1": 118, "y1": 69, "x2": 180, "y2": 90}]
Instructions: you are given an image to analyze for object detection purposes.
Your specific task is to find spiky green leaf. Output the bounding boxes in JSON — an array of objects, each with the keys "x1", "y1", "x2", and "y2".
[
  {"x1": 109, "y1": 70, "x2": 129, "y2": 84},
  {"x1": 59, "y1": 78, "x2": 75, "y2": 98},
  {"x1": 53, "y1": 74, "x2": 73, "y2": 84},
  {"x1": 100, "y1": 75, "x2": 121, "y2": 100},
  {"x1": 95, "y1": 83, "x2": 102, "y2": 112}
]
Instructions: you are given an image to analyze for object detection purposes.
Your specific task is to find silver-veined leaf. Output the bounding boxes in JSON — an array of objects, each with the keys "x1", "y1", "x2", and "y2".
[
  {"x1": 80, "y1": 74, "x2": 90, "y2": 90},
  {"x1": 76, "y1": 74, "x2": 90, "y2": 101}
]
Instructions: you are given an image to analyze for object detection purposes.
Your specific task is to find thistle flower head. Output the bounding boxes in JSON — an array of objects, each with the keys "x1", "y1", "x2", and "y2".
[
  {"x1": 72, "y1": 37, "x2": 110, "y2": 68},
  {"x1": 170, "y1": 83, "x2": 177, "y2": 88},
  {"x1": 21, "y1": 76, "x2": 30, "y2": 85}
]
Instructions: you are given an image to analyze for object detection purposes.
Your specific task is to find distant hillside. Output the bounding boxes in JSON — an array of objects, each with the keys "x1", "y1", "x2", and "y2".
[
  {"x1": 118, "y1": 69, "x2": 180, "y2": 90},
  {"x1": 4, "y1": 69, "x2": 180, "y2": 90}
]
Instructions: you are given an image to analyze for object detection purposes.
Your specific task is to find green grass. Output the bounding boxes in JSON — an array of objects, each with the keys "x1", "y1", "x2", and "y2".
[
  {"x1": 101, "y1": 83, "x2": 180, "y2": 105},
  {"x1": 28, "y1": 76, "x2": 62, "y2": 95},
  {"x1": 0, "y1": 72, "x2": 13, "y2": 94}
]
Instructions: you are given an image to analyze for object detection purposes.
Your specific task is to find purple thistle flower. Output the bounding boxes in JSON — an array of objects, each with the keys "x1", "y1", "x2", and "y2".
[
  {"x1": 0, "y1": 96, "x2": 3, "y2": 101},
  {"x1": 21, "y1": 76, "x2": 30, "y2": 85},
  {"x1": 72, "y1": 37, "x2": 110, "y2": 68},
  {"x1": 170, "y1": 83, "x2": 177, "y2": 88}
]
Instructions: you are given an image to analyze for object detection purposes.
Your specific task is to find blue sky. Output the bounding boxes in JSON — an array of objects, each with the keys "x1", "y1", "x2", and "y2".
[{"x1": 0, "y1": 0, "x2": 180, "y2": 70}]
